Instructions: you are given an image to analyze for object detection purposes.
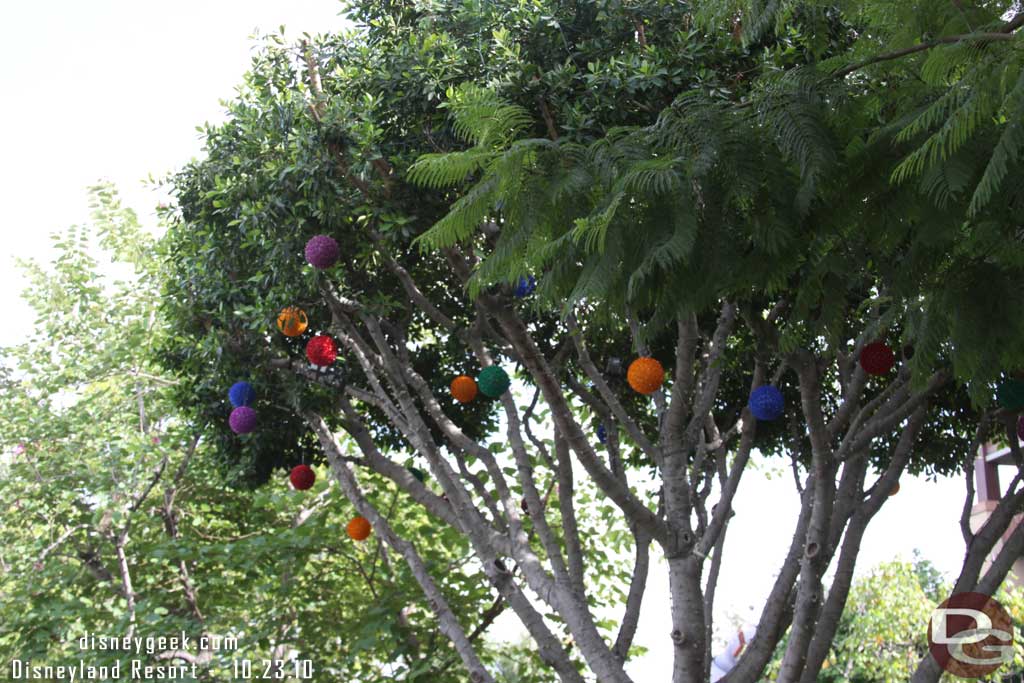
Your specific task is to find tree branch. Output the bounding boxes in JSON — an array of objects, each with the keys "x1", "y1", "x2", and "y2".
[{"x1": 832, "y1": 14, "x2": 1023, "y2": 79}]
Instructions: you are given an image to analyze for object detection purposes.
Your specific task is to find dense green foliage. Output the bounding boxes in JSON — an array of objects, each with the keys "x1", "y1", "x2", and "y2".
[
  {"x1": 161, "y1": 0, "x2": 802, "y2": 485},
  {"x1": 408, "y1": 0, "x2": 1024, "y2": 471}
]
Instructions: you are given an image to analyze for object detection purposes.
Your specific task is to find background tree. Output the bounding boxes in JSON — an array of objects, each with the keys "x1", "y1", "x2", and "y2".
[
  {"x1": 158, "y1": 1, "x2": 1024, "y2": 683},
  {"x1": 0, "y1": 186, "x2": 534, "y2": 681},
  {"x1": 765, "y1": 556, "x2": 1024, "y2": 682}
]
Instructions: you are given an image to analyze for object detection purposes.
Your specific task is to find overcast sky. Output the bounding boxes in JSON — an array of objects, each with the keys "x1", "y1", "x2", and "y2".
[{"x1": 0, "y1": 2, "x2": 982, "y2": 679}]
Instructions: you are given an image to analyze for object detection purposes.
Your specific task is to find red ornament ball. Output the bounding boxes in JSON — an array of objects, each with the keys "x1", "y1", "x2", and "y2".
[
  {"x1": 347, "y1": 516, "x2": 372, "y2": 541},
  {"x1": 859, "y1": 342, "x2": 895, "y2": 376},
  {"x1": 627, "y1": 357, "x2": 665, "y2": 394},
  {"x1": 306, "y1": 334, "x2": 338, "y2": 366},
  {"x1": 290, "y1": 464, "x2": 316, "y2": 491}
]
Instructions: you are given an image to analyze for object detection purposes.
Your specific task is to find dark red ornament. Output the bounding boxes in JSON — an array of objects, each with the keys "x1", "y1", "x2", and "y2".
[
  {"x1": 306, "y1": 335, "x2": 338, "y2": 366},
  {"x1": 290, "y1": 464, "x2": 316, "y2": 490},
  {"x1": 859, "y1": 342, "x2": 895, "y2": 376}
]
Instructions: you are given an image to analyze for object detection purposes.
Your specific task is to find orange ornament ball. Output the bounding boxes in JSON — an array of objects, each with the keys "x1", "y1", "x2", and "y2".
[
  {"x1": 347, "y1": 516, "x2": 372, "y2": 541},
  {"x1": 450, "y1": 375, "x2": 479, "y2": 403},
  {"x1": 276, "y1": 306, "x2": 308, "y2": 337},
  {"x1": 889, "y1": 481, "x2": 900, "y2": 496},
  {"x1": 627, "y1": 357, "x2": 665, "y2": 394}
]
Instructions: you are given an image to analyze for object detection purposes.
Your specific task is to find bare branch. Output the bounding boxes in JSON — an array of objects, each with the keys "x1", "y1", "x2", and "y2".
[
  {"x1": 613, "y1": 527, "x2": 651, "y2": 662},
  {"x1": 308, "y1": 416, "x2": 497, "y2": 683},
  {"x1": 554, "y1": 426, "x2": 586, "y2": 593},
  {"x1": 663, "y1": 315, "x2": 700, "y2": 440},
  {"x1": 566, "y1": 313, "x2": 659, "y2": 462},
  {"x1": 961, "y1": 417, "x2": 991, "y2": 544},
  {"x1": 39, "y1": 525, "x2": 88, "y2": 563}
]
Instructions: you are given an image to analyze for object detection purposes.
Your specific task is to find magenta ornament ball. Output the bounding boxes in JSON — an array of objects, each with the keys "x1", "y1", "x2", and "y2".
[
  {"x1": 304, "y1": 235, "x2": 340, "y2": 269},
  {"x1": 229, "y1": 406, "x2": 258, "y2": 434}
]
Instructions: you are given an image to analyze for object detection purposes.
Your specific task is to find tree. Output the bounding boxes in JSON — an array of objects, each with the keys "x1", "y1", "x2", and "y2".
[
  {"x1": 159, "y1": 1, "x2": 1024, "y2": 683},
  {"x1": 0, "y1": 186, "x2": 535, "y2": 681},
  {"x1": 765, "y1": 556, "x2": 1024, "y2": 682}
]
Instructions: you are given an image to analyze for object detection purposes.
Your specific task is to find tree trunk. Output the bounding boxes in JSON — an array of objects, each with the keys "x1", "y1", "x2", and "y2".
[{"x1": 669, "y1": 554, "x2": 707, "y2": 683}]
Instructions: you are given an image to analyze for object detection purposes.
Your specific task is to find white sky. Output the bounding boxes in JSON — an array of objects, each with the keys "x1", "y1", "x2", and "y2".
[{"x1": 0, "y1": 1, "x2": 983, "y2": 679}]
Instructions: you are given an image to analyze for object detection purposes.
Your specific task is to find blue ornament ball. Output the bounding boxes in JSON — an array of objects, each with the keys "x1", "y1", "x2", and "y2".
[
  {"x1": 228, "y1": 381, "x2": 256, "y2": 408},
  {"x1": 596, "y1": 424, "x2": 607, "y2": 444},
  {"x1": 749, "y1": 385, "x2": 784, "y2": 421},
  {"x1": 514, "y1": 275, "x2": 536, "y2": 298}
]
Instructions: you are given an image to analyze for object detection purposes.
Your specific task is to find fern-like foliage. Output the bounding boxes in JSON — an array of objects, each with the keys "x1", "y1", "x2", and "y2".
[{"x1": 408, "y1": 1, "x2": 1024, "y2": 394}]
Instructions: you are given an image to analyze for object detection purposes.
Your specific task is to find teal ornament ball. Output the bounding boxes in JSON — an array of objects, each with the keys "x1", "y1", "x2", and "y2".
[
  {"x1": 997, "y1": 379, "x2": 1024, "y2": 411},
  {"x1": 477, "y1": 366, "x2": 510, "y2": 398}
]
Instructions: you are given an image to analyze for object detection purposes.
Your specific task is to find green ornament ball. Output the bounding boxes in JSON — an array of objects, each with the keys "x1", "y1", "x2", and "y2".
[
  {"x1": 997, "y1": 379, "x2": 1024, "y2": 411},
  {"x1": 477, "y1": 366, "x2": 511, "y2": 398}
]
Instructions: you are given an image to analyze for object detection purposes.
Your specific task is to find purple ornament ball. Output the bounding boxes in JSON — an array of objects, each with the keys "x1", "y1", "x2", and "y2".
[
  {"x1": 305, "y1": 235, "x2": 340, "y2": 269},
  {"x1": 229, "y1": 406, "x2": 258, "y2": 434}
]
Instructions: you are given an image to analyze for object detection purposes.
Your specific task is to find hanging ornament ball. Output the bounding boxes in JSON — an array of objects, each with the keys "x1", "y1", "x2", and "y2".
[
  {"x1": 450, "y1": 375, "x2": 479, "y2": 403},
  {"x1": 859, "y1": 342, "x2": 896, "y2": 376},
  {"x1": 513, "y1": 275, "x2": 536, "y2": 298},
  {"x1": 627, "y1": 357, "x2": 665, "y2": 395},
  {"x1": 347, "y1": 516, "x2": 372, "y2": 541},
  {"x1": 597, "y1": 424, "x2": 607, "y2": 444},
  {"x1": 306, "y1": 335, "x2": 338, "y2": 366},
  {"x1": 1017, "y1": 414, "x2": 1024, "y2": 441},
  {"x1": 997, "y1": 379, "x2": 1024, "y2": 411},
  {"x1": 228, "y1": 381, "x2": 256, "y2": 408},
  {"x1": 305, "y1": 235, "x2": 340, "y2": 269},
  {"x1": 408, "y1": 466, "x2": 426, "y2": 483},
  {"x1": 749, "y1": 385, "x2": 784, "y2": 421},
  {"x1": 277, "y1": 306, "x2": 309, "y2": 337},
  {"x1": 902, "y1": 344, "x2": 915, "y2": 360},
  {"x1": 290, "y1": 464, "x2": 316, "y2": 491},
  {"x1": 889, "y1": 481, "x2": 900, "y2": 496},
  {"x1": 229, "y1": 406, "x2": 258, "y2": 434},
  {"x1": 478, "y1": 366, "x2": 511, "y2": 398}
]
